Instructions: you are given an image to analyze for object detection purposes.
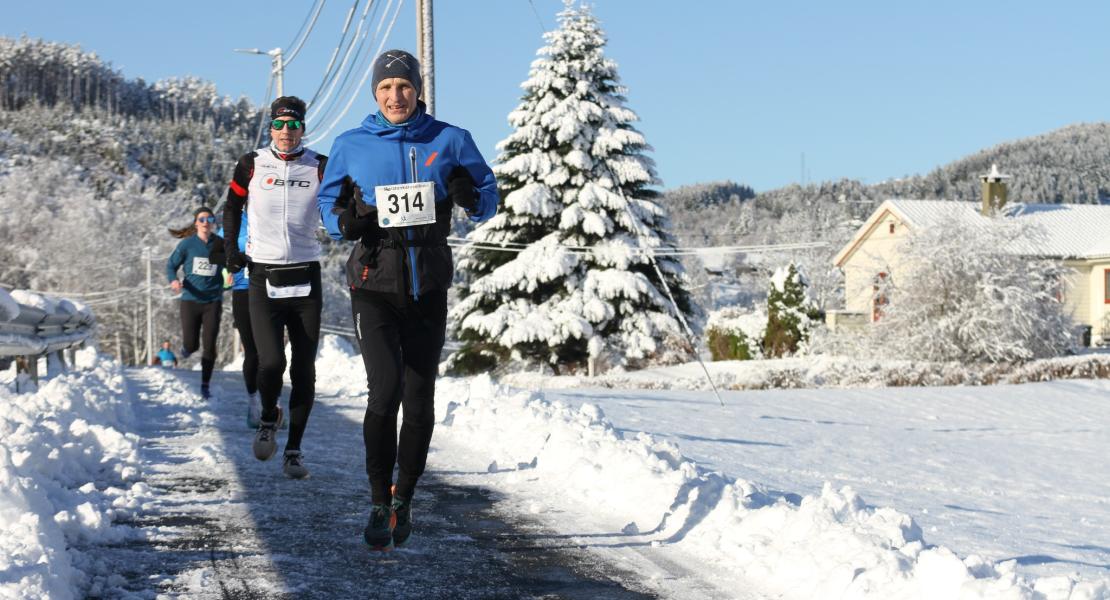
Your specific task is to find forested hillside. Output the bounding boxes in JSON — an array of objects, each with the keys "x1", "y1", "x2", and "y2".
[
  {"x1": 0, "y1": 36, "x2": 260, "y2": 363},
  {"x1": 664, "y1": 123, "x2": 1110, "y2": 313}
]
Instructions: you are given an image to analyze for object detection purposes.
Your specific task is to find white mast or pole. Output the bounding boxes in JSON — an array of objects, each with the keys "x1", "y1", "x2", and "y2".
[{"x1": 416, "y1": 0, "x2": 434, "y2": 116}]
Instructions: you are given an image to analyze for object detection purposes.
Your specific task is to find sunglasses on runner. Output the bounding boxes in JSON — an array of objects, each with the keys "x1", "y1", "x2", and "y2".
[
  {"x1": 271, "y1": 119, "x2": 304, "y2": 130},
  {"x1": 196, "y1": 216, "x2": 217, "y2": 224}
]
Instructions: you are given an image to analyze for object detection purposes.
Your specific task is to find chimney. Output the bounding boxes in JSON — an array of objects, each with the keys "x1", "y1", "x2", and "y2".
[{"x1": 980, "y1": 163, "x2": 1010, "y2": 215}]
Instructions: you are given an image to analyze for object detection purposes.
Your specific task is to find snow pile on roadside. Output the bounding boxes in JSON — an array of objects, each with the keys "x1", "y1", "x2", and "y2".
[
  {"x1": 0, "y1": 349, "x2": 152, "y2": 600},
  {"x1": 432, "y1": 374, "x2": 1110, "y2": 600}
]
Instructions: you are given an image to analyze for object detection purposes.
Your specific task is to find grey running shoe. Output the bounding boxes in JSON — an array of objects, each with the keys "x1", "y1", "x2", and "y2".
[
  {"x1": 252, "y1": 408, "x2": 282, "y2": 461},
  {"x1": 282, "y1": 450, "x2": 309, "y2": 479}
]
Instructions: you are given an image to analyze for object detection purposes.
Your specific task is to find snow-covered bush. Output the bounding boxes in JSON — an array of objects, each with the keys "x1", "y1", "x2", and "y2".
[
  {"x1": 762, "y1": 263, "x2": 820, "y2": 357},
  {"x1": 448, "y1": 1, "x2": 694, "y2": 374},
  {"x1": 870, "y1": 215, "x2": 1074, "y2": 362},
  {"x1": 706, "y1": 306, "x2": 766, "y2": 361}
]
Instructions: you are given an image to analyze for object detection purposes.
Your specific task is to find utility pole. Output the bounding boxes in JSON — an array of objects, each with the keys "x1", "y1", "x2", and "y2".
[
  {"x1": 416, "y1": 0, "x2": 435, "y2": 116},
  {"x1": 145, "y1": 246, "x2": 153, "y2": 366},
  {"x1": 235, "y1": 47, "x2": 285, "y2": 97}
]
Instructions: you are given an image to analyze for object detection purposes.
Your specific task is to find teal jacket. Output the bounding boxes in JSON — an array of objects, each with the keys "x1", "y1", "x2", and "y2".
[{"x1": 166, "y1": 234, "x2": 225, "y2": 303}]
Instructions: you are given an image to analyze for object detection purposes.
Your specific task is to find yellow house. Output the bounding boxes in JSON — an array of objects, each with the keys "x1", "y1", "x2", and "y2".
[{"x1": 829, "y1": 168, "x2": 1110, "y2": 345}]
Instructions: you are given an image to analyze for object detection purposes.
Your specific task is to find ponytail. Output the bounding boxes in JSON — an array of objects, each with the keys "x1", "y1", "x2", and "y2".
[{"x1": 168, "y1": 223, "x2": 197, "y2": 239}]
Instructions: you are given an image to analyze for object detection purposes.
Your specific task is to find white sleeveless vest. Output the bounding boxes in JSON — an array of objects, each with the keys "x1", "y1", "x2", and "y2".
[{"x1": 245, "y1": 147, "x2": 324, "y2": 264}]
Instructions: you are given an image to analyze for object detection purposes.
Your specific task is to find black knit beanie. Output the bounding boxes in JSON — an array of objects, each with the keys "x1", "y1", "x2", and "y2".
[
  {"x1": 371, "y1": 50, "x2": 422, "y2": 96},
  {"x1": 271, "y1": 96, "x2": 307, "y2": 120}
]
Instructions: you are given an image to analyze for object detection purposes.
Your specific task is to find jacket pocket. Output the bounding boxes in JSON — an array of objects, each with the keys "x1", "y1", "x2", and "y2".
[{"x1": 346, "y1": 244, "x2": 404, "y2": 294}]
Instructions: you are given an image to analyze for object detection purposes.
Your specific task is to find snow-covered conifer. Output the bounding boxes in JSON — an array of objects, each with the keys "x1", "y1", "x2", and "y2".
[
  {"x1": 448, "y1": 0, "x2": 694, "y2": 374},
  {"x1": 763, "y1": 263, "x2": 819, "y2": 357}
]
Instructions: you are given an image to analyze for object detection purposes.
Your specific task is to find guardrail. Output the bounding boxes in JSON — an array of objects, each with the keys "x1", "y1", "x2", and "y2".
[{"x1": 0, "y1": 287, "x2": 96, "y2": 387}]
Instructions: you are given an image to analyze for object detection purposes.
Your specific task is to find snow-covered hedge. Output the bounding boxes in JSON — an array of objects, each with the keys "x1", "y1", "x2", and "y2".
[
  {"x1": 705, "y1": 306, "x2": 766, "y2": 360},
  {"x1": 503, "y1": 352, "x2": 1110, "y2": 392}
]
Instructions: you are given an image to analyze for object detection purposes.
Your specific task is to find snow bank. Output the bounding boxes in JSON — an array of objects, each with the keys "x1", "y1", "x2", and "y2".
[
  {"x1": 0, "y1": 288, "x2": 18, "y2": 322},
  {"x1": 0, "y1": 348, "x2": 151, "y2": 599},
  {"x1": 432, "y1": 375, "x2": 1110, "y2": 600},
  {"x1": 307, "y1": 337, "x2": 1110, "y2": 597},
  {"x1": 9, "y1": 290, "x2": 58, "y2": 315},
  {"x1": 502, "y1": 352, "x2": 1110, "y2": 392}
]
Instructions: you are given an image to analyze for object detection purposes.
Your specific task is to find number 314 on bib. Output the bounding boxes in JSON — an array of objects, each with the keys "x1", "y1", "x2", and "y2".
[{"x1": 375, "y1": 182, "x2": 436, "y2": 228}]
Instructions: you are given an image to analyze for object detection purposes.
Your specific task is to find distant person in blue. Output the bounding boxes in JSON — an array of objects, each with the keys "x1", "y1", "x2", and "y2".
[
  {"x1": 318, "y1": 49, "x2": 498, "y2": 551},
  {"x1": 218, "y1": 212, "x2": 262, "y2": 427},
  {"x1": 166, "y1": 206, "x2": 226, "y2": 400},
  {"x1": 155, "y1": 340, "x2": 177, "y2": 368}
]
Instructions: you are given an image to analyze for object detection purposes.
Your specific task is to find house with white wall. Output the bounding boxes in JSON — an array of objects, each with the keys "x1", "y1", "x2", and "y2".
[{"x1": 828, "y1": 166, "x2": 1110, "y2": 345}]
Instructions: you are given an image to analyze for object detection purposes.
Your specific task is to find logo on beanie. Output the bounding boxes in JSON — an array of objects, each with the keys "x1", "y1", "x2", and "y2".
[{"x1": 274, "y1": 107, "x2": 304, "y2": 120}]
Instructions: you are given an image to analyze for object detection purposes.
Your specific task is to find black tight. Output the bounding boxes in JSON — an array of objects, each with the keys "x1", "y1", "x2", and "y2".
[
  {"x1": 248, "y1": 262, "x2": 322, "y2": 451},
  {"x1": 351, "y1": 290, "x2": 446, "y2": 504},
  {"x1": 179, "y1": 299, "x2": 221, "y2": 384}
]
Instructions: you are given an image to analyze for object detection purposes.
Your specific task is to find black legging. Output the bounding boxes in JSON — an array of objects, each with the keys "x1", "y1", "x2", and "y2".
[
  {"x1": 248, "y1": 262, "x2": 322, "y2": 451},
  {"x1": 352, "y1": 289, "x2": 447, "y2": 504},
  {"x1": 231, "y1": 289, "x2": 258, "y2": 395},
  {"x1": 180, "y1": 299, "x2": 221, "y2": 384}
]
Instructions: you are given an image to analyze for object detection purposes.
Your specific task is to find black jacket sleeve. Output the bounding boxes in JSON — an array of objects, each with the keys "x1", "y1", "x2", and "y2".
[
  {"x1": 223, "y1": 152, "x2": 255, "y2": 258},
  {"x1": 207, "y1": 234, "x2": 227, "y2": 267}
]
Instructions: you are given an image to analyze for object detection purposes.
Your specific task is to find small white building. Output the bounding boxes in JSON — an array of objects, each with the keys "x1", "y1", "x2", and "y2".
[{"x1": 829, "y1": 166, "x2": 1110, "y2": 345}]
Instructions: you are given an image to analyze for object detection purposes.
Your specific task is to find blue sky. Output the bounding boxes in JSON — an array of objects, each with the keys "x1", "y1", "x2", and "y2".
[{"x1": 5, "y1": 1, "x2": 1109, "y2": 191}]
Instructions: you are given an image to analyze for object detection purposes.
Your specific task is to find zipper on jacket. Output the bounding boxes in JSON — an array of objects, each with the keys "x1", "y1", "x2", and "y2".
[
  {"x1": 282, "y1": 158, "x2": 291, "y2": 262},
  {"x1": 404, "y1": 141, "x2": 421, "y2": 300}
]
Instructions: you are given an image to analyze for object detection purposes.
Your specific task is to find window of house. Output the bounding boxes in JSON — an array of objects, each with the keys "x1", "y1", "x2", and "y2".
[
  {"x1": 872, "y1": 272, "x2": 889, "y2": 322},
  {"x1": 889, "y1": 223, "x2": 895, "y2": 234},
  {"x1": 1104, "y1": 269, "x2": 1110, "y2": 303}
]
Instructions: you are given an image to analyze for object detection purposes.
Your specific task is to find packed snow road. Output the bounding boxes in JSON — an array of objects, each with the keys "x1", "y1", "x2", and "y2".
[{"x1": 97, "y1": 366, "x2": 664, "y2": 599}]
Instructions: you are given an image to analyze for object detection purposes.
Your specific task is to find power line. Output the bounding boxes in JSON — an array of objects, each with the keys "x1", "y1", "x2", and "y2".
[
  {"x1": 307, "y1": 0, "x2": 363, "y2": 108},
  {"x1": 309, "y1": 0, "x2": 395, "y2": 134},
  {"x1": 254, "y1": 71, "x2": 275, "y2": 149},
  {"x1": 306, "y1": 0, "x2": 382, "y2": 124},
  {"x1": 446, "y1": 236, "x2": 827, "y2": 256},
  {"x1": 311, "y1": 0, "x2": 406, "y2": 143},
  {"x1": 282, "y1": 0, "x2": 328, "y2": 68},
  {"x1": 526, "y1": 0, "x2": 547, "y2": 34}
]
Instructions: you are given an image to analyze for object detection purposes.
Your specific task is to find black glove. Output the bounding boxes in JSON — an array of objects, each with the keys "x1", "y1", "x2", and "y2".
[
  {"x1": 208, "y1": 244, "x2": 227, "y2": 269},
  {"x1": 225, "y1": 249, "x2": 247, "y2": 273},
  {"x1": 447, "y1": 166, "x2": 478, "y2": 212},
  {"x1": 339, "y1": 206, "x2": 376, "y2": 241},
  {"x1": 335, "y1": 176, "x2": 354, "y2": 212},
  {"x1": 336, "y1": 175, "x2": 376, "y2": 218}
]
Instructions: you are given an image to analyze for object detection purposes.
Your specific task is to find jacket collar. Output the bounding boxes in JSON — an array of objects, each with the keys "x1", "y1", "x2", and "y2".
[
  {"x1": 361, "y1": 101, "x2": 431, "y2": 138},
  {"x1": 269, "y1": 142, "x2": 305, "y2": 161}
]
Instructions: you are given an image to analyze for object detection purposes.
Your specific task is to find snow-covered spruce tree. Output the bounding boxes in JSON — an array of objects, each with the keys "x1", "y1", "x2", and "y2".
[
  {"x1": 871, "y1": 216, "x2": 1073, "y2": 363},
  {"x1": 448, "y1": 1, "x2": 694, "y2": 374},
  {"x1": 762, "y1": 263, "x2": 820, "y2": 358}
]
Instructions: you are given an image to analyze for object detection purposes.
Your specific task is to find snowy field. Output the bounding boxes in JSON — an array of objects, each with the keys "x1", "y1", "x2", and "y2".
[{"x1": 2, "y1": 338, "x2": 1109, "y2": 599}]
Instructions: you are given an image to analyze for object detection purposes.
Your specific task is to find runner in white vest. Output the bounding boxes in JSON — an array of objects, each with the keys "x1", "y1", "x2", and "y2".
[{"x1": 222, "y1": 96, "x2": 328, "y2": 479}]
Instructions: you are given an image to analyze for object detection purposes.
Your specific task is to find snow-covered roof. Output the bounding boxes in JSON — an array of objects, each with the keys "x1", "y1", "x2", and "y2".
[
  {"x1": 980, "y1": 163, "x2": 1010, "y2": 181},
  {"x1": 835, "y1": 199, "x2": 1110, "y2": 266}
]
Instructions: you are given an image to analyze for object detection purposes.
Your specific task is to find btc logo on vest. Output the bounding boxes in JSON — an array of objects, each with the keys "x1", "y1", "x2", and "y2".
[{"x1": 259, "y1": 173, "x2": 312, "y2": 190}]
